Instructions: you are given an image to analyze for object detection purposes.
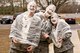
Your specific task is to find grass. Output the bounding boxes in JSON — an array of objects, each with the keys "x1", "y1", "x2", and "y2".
[
  {"x1": 0, "y1": 29, "x2": 10, "y2": 53},
  {"x1": 76, "y1": 18, "x2": 80, "y2": 24}
]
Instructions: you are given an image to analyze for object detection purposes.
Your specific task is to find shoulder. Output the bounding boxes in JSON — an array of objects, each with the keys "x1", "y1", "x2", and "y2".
[
  {"x1": 15, "y1": 11, "x2": 27, "y2": 20},
  {"x1": 33, "y1": 15, "x2": 41, "y2": 21},
  {"x1": 59, "y1": 19, "x2": 70, "y2": 27},
  {"x1": 34, "y1": 12, "x2": 44, "y2": 20},
  {"x1": 59, "y1": 19, "x2": 65, "y2": 22},
  {"x1": 35, "y1": 12, "x2": 43, "y2": 16}
]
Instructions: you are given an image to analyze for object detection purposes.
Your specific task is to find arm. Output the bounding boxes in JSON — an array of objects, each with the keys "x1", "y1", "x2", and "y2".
[
  {"x1": 9, "y1": 18, "x2": 17, "y2": 39},
  {"x1": 62, "y1": 32, "x2": 72, "y2": 40},
  {"x1": 41, "y1": 20, "x2": 52, "y2": 43},
  {"x1": 27, "y1": 17, "x2": 42, "y2": 51},
  {"x1": 9, "y1": 15, "x2": 22, "y2": 43},
  {"x1": 28, "y1": 16, "x2": 42, "y2": 47}
]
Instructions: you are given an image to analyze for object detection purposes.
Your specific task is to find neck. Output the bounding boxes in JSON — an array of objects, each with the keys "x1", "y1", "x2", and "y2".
[
  {"x1": 53, "y1": 23, "x2": 57, "y2": 28},
  {"x1": 28, "y1": 11, "x2": 34, "y2": 17}
]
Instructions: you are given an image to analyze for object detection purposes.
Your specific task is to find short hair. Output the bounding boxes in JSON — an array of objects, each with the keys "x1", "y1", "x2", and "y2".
[
  {"x1": 46, "y1": 4, "x2": 56, "y2": 12},
  {"x1": 27, "y1": 1, "x2": 37, "y2": 9}
]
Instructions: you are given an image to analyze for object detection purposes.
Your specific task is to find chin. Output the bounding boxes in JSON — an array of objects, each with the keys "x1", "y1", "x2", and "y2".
[
  {"x1": 52, "y1": 22, "x2": 57, "y2": 25},
  {"x1": 29, "y1": 10, "x2": 35, "y2": 13}
]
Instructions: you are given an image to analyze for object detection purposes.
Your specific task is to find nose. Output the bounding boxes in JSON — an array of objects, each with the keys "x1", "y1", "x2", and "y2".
[
  {"x1": 30, "y1": 6, "x2": 33, "y2": 9},
  {"x1": 49, "y1": 10, "x2": 52, "y2": 13}
]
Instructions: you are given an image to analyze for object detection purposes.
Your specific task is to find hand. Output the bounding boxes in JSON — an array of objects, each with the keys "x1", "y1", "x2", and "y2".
[
  {"x1": 12, "y1": 37, "x2": 19, "y2": 43},
  {"x1": 55, "y1": 37, "x2": 63, "y2": 48},
  {"x1": 43, "y1": 33, "x2": 49, "y2": 39},
  {"x1": 27, "y1": 46, "x2": 33, "y2": 52},
  {"x1": 58, "y1": 37, "x2": 63, "y2": 43}
]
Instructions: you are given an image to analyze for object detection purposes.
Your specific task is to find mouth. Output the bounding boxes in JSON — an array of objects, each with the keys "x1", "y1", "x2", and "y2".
[
  {"x1": 29, "y1": 8, "x2": 35, "y2": 11},
  {"x1": 52, "y1": 20, "x2": 56, "y2": 22}
]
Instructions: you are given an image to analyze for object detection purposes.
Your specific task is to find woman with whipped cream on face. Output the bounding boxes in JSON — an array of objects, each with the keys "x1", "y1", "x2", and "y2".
[{"x1": 50, "y1": 13, "x2": 74, "y2": 53}]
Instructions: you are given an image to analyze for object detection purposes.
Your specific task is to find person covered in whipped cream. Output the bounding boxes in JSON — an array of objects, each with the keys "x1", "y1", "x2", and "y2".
[
  {"x1": 34, "y1": 4, "x2": 56, "y2": 53},
  {"x1": 50, "y1": 13, "x2": 74, "y2": 53},
  {"x1": 9, "y1": 1, "x2": 42, "y2": 53}
]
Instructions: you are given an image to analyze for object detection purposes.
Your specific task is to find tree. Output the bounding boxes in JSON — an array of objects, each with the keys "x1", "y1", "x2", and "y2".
[
  {"x1": 52, "y1": 0, "x2": 69, "y2": 12},
  {"x1": 9, "y1": 0, "x2": 14, "y2": 14},
  {"x1": 35, "y1": 0, "x2": 69, "y2": 12},
  {"x1": 58, "y1": 2, "x2": 80, "y2": 13}
]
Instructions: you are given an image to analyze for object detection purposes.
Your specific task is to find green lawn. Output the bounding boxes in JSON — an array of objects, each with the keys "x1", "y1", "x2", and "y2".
[{"x1": 76, "y1": 18, "x2": 80, "y2": 24}]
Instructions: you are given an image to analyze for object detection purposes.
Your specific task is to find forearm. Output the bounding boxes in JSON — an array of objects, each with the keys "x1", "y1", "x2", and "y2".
[
  {"x1": 9, "y1": 18, "x2": 19, "y2": 39},
  {"x1": 63, "y1": 32, "x2": 72, "y2": 40}
]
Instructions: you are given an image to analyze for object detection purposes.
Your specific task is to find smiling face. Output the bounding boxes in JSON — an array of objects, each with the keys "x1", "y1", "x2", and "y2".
[
  {"x1": 27, "y1": 1, "x2": 37, "y2": 13},
  {"x1": 51, "y1": 17, "x2": 58, "y2": 25},
  {"x1": 51, "y1": 13, "x2": 59, "y2": 25},
  {"x1": 45, "y1": 4, "x2": 56, "y2": 17}
]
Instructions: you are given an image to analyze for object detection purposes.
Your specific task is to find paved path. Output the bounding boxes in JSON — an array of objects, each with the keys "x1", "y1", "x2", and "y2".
[
  {"x1": 71, "y1": 30, "x2": 80, "y2": 53},
  {"x1": 70, "y1": 24, "x2": 80, "y2": 30}
]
